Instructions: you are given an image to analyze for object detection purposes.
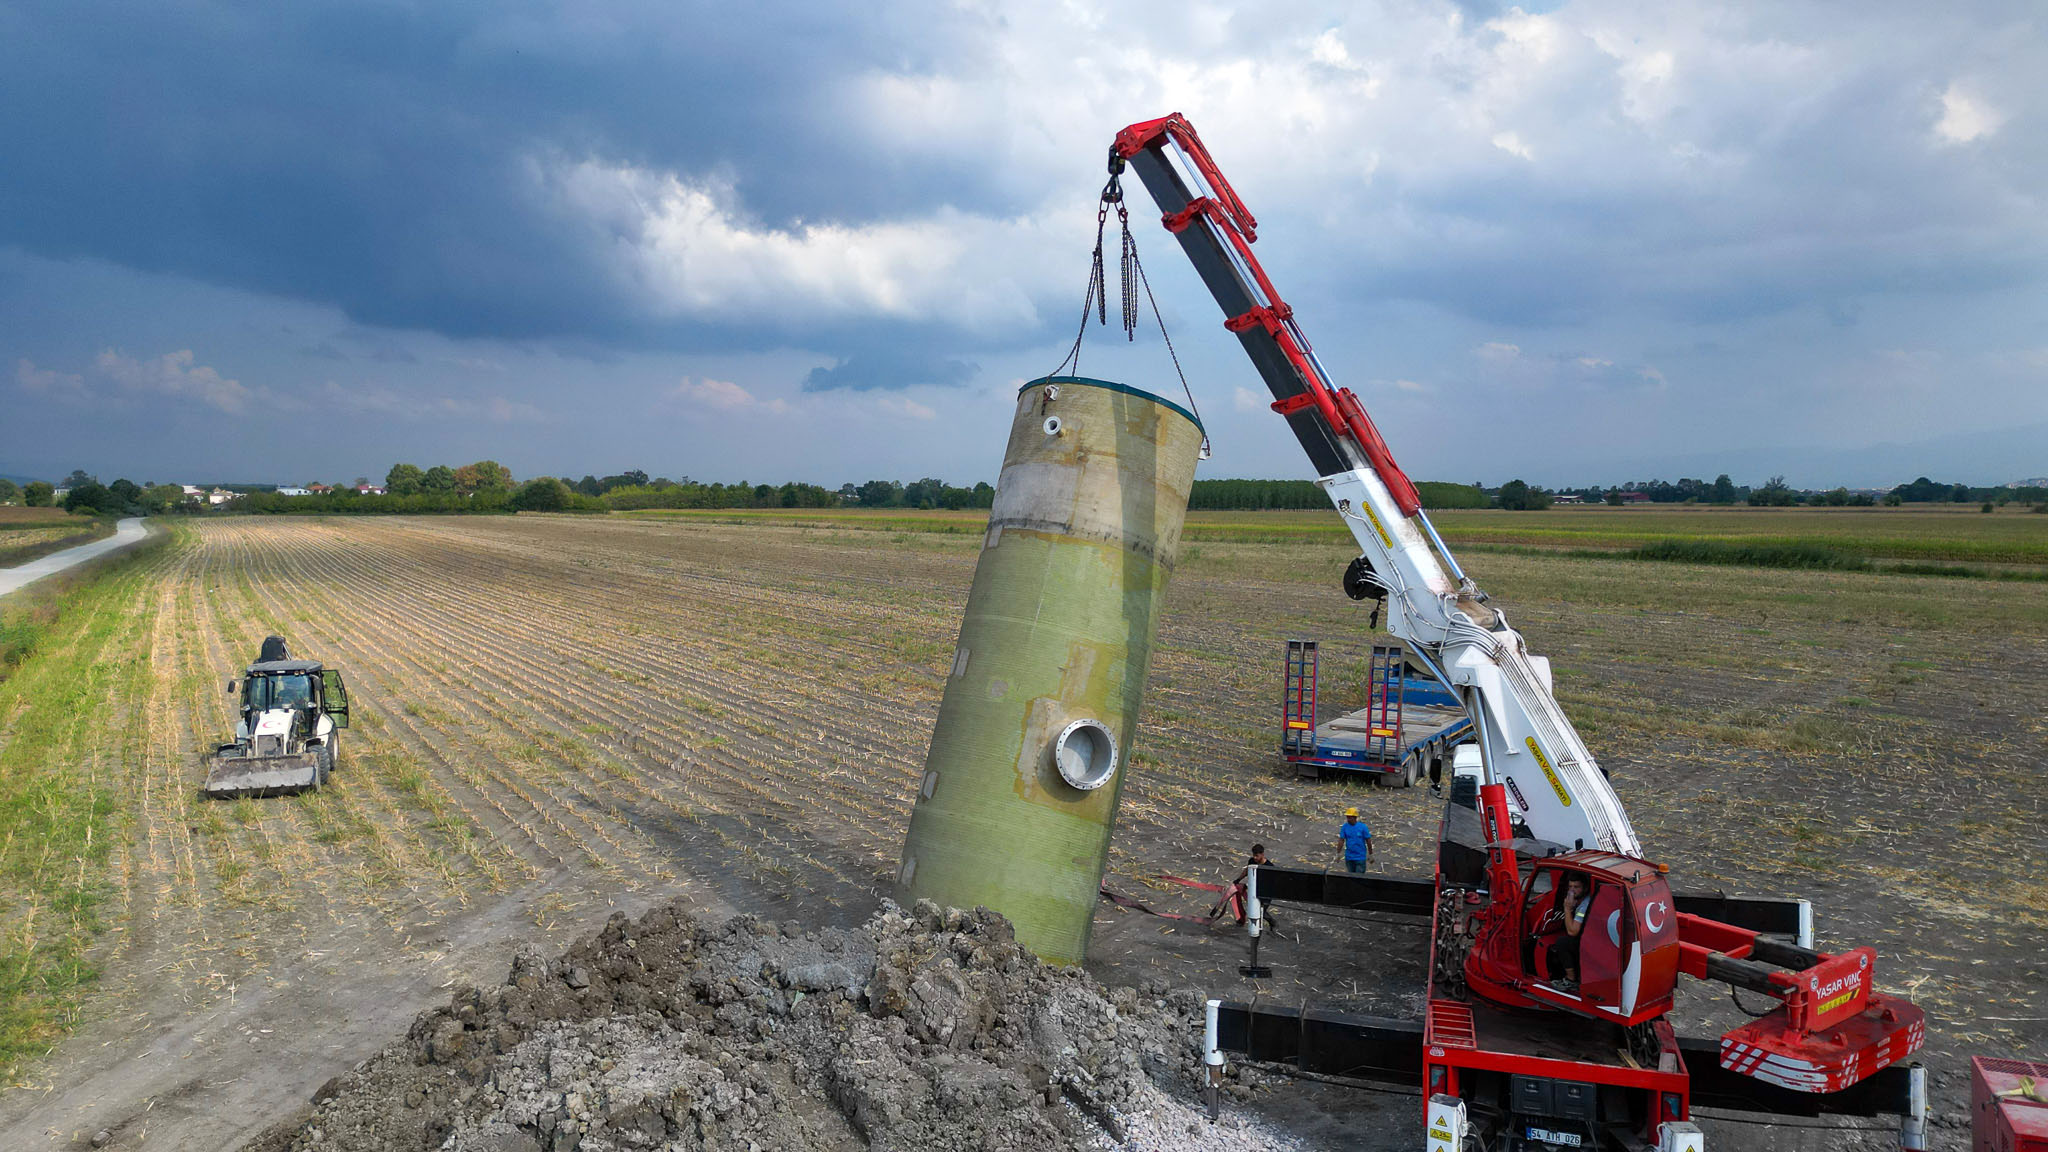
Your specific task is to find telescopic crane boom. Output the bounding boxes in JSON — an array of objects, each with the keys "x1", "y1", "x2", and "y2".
[
  {"x1": 1110, "y1": 115, "x2": 1924, "y2": 1116},
  {"x1": 1112, "y1": 113, "x2": 1635, "y2": 859}
]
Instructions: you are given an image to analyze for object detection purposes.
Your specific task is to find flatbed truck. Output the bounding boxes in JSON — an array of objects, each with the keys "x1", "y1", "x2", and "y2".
[{"x1": 1284, "y1": 640, "x2": 1472, "y2": 786}]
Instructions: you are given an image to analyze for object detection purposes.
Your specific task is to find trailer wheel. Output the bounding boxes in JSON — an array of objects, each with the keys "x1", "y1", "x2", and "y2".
[{"x1": 1392, "y1": 752, "x2": 1423, "y2": 789}]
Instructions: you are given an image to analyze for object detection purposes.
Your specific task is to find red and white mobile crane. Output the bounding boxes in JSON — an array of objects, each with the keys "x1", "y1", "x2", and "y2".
[{"x1": 1107, "y1": 114, "x2": 1928, "y2": 1152}]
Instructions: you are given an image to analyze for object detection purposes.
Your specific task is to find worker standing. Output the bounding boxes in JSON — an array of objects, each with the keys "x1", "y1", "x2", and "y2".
[
  {"x1": 1337, "y1": 807, "x2": 1372, "y2": 873},
  {"x1": 1231, "y1": 844, "x2": 1278, "y2": 928}
]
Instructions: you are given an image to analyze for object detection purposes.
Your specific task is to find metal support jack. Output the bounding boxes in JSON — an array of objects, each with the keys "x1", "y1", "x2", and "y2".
[
  {"x1": 1203, "y1": 999, "x2": 1226, "y2": 1120},
  {"x1": 1238, "y1": 865, "x2": 1272, "y2": 978}
]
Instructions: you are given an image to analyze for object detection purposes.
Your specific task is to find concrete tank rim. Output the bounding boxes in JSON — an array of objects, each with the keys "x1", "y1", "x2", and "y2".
[{"x1": 1021, "y1": 375, "x2": 1205, "y2": 436}]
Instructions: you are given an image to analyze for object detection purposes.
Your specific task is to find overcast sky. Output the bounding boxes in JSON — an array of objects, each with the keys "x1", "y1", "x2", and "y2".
[{"x1": 3, "y1": 0, "x2": 2043, "y2": 490}]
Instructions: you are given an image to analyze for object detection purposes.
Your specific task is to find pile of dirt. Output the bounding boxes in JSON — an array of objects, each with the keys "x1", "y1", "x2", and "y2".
[{"x1": 248, "y1": 900, "x2": 1299, "y2": 1152}]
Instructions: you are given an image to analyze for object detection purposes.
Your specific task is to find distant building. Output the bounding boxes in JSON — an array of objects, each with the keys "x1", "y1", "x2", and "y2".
[
  {"x1": 1553, "y1": 493, "x2": 1584, "y2": 504},
  {"x1": 181, "y1": 485, "x2": 205, "y2": 497},
  {"x1": 275, "y1": 487, "x2": 311, "y2": 497},
  {"x1": 1616, "y1": 491, "x2": 1651, "y2": 504},
  {"x1": 51, "y1": 488, "x2": 70, "y2": 501},
  {"x1": 2007, "y1": 478, "x2": 2048, "y2": 489},
  {"x1": 208, "y1": 488, "x2": 235, "y2": 505},
  {"x1": 354, "y1": 484, "x2": 386, "y2": 495}
]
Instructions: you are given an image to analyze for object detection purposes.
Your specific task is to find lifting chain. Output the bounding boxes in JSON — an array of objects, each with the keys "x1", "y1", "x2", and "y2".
[{"x1": 1048, "y1": 161, "x2": 1211, "y2": 457}]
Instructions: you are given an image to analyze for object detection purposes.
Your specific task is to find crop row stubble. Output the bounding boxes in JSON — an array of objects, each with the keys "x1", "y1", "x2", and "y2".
[{"x1": 4, "y1": 513, "x2": 2043, "y2": 1151}]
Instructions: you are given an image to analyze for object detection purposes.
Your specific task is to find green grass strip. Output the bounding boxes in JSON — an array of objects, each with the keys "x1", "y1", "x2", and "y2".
[
  {"x1": 1628, "y1": 538, "x2": 1872, "y2": 571},
  {"x1": 0, "y1": 527, "x2": 170, "y2": 1077}
]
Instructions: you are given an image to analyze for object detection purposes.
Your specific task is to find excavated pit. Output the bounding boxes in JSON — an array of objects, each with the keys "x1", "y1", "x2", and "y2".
[{"x1": 245, "y1": 900, "x2": 1304, "y2": 1152}]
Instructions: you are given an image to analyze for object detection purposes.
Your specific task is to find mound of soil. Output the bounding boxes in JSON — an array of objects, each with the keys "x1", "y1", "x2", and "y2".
[{"x1": 247, "y1": 900, "x2": 1298, "y2": 1152}]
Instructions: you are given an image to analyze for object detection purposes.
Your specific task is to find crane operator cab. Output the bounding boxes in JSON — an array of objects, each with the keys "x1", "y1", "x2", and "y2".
[
  {"x1": 1470, "y1": 854, "x2": 1683, "y2": 1026},
  {"x1": 1527, "y1": 871, "x2": 1593, "y2": 992}
]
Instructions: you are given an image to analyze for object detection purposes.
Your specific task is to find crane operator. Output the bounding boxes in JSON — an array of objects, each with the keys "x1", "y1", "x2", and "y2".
[{"x1": 1548, "y1": 874, "x2": 1592, "y2": 992}]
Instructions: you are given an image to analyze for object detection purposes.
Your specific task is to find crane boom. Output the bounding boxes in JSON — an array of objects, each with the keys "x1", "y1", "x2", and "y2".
[{"x1": 1112, "y1": 114, "x2": 1639, "y2": 856}]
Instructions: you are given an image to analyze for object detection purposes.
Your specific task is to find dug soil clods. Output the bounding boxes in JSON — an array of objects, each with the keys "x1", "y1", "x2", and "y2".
[{"x1": 248, "y1": 899, "x2": 1298, "y2": 1152}]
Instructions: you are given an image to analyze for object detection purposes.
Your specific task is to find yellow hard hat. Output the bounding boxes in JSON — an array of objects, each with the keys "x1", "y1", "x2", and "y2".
[{"x1": 1344, "y1": 807, "x2": 1359, "y2": 817}]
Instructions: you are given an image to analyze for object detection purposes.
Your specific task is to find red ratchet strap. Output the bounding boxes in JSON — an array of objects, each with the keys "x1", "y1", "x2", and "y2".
[{"x1": 1097, "y1": 875, "x2": 1244, "y2": 925}]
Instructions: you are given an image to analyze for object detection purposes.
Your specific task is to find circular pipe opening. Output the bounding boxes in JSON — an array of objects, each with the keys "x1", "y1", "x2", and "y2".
[
  {"x1": 1043, "y1": 415, "x2": 1063, "y2": 436},
  {"x1": 1052, "y1": 719, "x2": 1118, "y2": 791}
]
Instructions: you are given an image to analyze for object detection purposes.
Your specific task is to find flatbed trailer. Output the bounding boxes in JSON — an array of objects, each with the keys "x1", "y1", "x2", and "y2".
[{"x1": 1284, "y1": 640, "x2": 1472, "y2": 786}]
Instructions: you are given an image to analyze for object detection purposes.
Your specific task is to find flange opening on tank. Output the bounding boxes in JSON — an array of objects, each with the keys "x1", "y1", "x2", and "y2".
[{"x1": 1053, "y1": 719, "x2": 1117, "y2": 791}]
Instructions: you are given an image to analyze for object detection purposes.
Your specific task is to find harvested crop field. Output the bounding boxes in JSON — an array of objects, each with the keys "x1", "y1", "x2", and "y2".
[{"x1": 0, "y1": 513, "x2": 2043, "y2": 1150}]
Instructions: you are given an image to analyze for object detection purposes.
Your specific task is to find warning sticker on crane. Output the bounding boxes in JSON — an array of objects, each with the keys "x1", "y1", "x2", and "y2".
[
  {"x1": 1526, "y1": 736, "x2": 1571, "y2": 807},
  {"x1": 1358, "y1": 502, "x2": 1393, "y2": 550}
]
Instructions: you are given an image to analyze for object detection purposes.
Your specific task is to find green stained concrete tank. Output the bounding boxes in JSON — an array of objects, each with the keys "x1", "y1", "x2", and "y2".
[{"x1": 898, "y1": 375, "x2": 1204, "y2": 965}]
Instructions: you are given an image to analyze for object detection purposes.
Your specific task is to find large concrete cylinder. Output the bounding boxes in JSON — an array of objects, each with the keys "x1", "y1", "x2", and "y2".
[{"x1": 898, "y1": 375, "x2": 1204, "y2": 964}]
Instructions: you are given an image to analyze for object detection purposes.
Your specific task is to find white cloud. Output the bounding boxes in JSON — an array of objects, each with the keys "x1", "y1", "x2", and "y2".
[
  {"x1": 668, "y1": 376, "x2": 792, "y2": 416},
  {"x1": 93, "y1": 348, "x2": 257, "y2": 413},
  {"x1": 1233, "y1": 386, "x2": 1268, "y2": 412},
  {"x1": 15, "y1": 358, "x2": 85, "y2": 395},
  {"x1": 1311, "y1": 30, "x2": 1362, "y2": 72},
  {"x1": 1476, "y1": 341, "x2": 1522, "y2": 362},
  {"x1": 540, "y1": 159, "x2": 1055, "y2": 333},
  {"x1": 1491, "y1": 131, "x2": 1534, "y2": 161},
  {"x1": 872, "y1": 395, "x2": 936, "y2": 421},
  {"x1": 1935, "y1": 82, "x2": 2003, "y2": 144},
  {"x1": 17, "y1": 349, "x2": 265, "y2": 413}
]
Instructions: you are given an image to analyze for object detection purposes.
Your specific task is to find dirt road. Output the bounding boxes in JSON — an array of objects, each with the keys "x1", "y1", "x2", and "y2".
[{"x1": 0, "y1": 515, "x2": 2039, "y2": 1149}]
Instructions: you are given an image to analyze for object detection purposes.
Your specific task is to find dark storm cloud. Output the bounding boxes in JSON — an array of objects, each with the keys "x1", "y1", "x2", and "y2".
[
  {"x1": 803, "y1": 350, "x2": 979, "y2": 392},
  {"x1": 0, "y1": 0, "x2": 1010, "y2": 347},
  {"x1": 3, "y1": 0, "x2": 2043, "y2": 487}
]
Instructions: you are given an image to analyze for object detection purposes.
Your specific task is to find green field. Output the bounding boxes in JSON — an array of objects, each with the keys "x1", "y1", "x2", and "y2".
[{"x1": 623, "y1": 503, "x2": 2048, "y2": 570}]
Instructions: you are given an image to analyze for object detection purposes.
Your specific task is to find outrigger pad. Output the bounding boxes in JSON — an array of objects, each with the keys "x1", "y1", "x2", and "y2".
[
  {"x1": 1719, "y1": 991, "x2": 1925, "y2": 1093},
  {"x1": 203, "y1": 754, "x2": 321, "y2": 799}
]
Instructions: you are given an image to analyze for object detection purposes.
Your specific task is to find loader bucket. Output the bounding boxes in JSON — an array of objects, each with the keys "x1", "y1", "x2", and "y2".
[{"x1": 203, "y1": 751, "x2": 323, "y2": 799}]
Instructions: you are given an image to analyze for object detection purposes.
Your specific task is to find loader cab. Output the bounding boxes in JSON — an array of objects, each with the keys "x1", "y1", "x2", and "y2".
[{"x1": 234, "y1": 659, "x2": 349, "y2": 729}]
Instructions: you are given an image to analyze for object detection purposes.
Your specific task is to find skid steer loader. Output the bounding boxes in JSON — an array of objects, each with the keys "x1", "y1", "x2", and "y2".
[{"x1": 203, "y1": 635, "x2": 351, "y2": 798}]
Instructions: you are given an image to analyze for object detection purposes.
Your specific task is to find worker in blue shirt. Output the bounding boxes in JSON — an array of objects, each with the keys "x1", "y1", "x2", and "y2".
[{"x1": 1337, "y1": 807, "x2": 1372, "y2": 873}]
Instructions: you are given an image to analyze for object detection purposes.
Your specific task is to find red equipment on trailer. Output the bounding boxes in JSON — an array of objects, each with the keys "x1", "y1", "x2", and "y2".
[{"x1": 1106, "y1": 112, "x2": 1928, "y2": 1151}]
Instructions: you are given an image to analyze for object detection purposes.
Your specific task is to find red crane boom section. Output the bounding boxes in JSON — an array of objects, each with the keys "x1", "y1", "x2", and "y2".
[{"x1": 1113, "y1": 114, "x2": 1425, "y2": 517}]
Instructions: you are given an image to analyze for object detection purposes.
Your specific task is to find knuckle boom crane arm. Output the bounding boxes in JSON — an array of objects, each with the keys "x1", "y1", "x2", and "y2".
[
  {"x1": 1111, "y1": 113, "x2": 1636, "y2": 859},
  {"x1": 1110, "y1": 114, "x2": 1925, "y2": 1118}
]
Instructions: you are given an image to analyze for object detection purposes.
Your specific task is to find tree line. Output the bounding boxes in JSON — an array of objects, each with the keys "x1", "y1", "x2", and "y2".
[
  {"x1": 0, "y1": 471, "x2": 197, "y2": 516},
  {"x1": 1187, "y1": 478, "x2": 1490, "y2": 510},
  {"x1": 14, "y1": 462, "x2": 2042, "y2": 518}
]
